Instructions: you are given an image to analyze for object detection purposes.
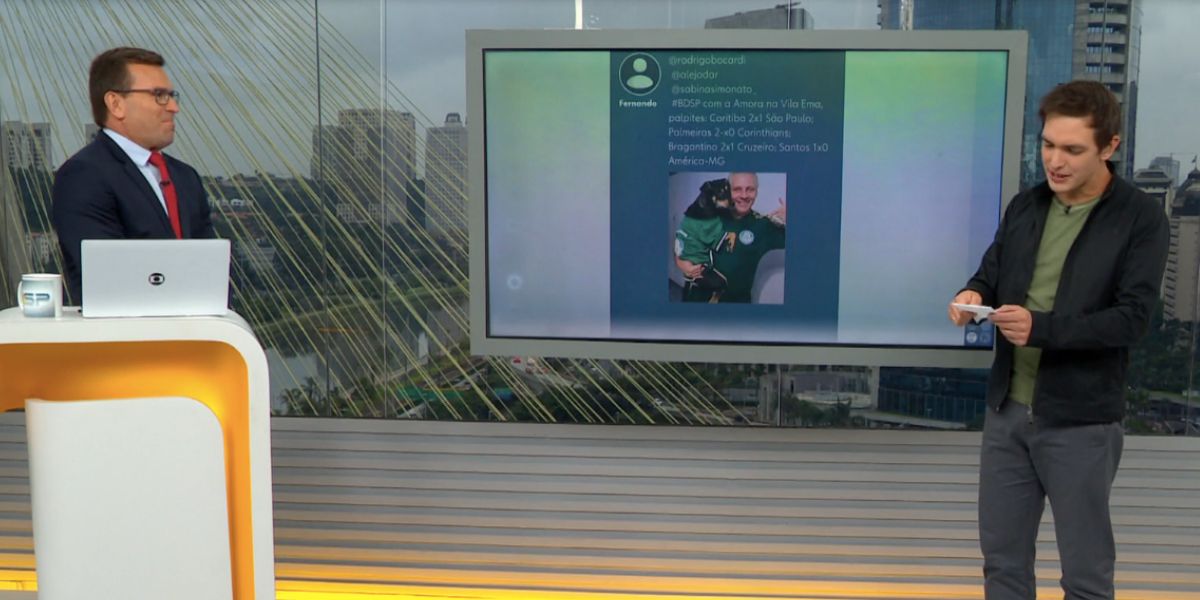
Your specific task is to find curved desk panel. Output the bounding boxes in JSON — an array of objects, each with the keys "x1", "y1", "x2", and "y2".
[
  {"x1": 0, "y1": 308, "x2": 274, "y2": 600},
  {"x1": 27, "y1": 397, "x2": 232, "y2": 600}
]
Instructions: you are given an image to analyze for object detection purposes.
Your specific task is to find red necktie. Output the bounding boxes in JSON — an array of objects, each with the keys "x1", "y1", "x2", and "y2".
[{"x1": 148, "y1": 150, "x2": 183, "y2": 239}]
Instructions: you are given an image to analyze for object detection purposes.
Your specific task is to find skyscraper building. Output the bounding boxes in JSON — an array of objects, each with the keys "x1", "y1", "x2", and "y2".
[
  {"x1": 1077, "y1": 0, "x2": 1140, "y2": 178},
  {"x1": 705, "y1": 2, "x2": 814, "y2": 29},
  {"x1": 423, "y1": 112, "x2": 467, "y2": 237},
  {"x1": 313, "y1": 109, "x2": 417, "y2": 226},
  {"x1": 880, "y1": 0, "x2": 994, "y2": 29},
  {"x1": 1164, "y1": 168, "x2": 1200, "y2": 323},
  {"x1": 1133, "y1": 166, "x2": 1175, "y2": 214},
  {"x1": 0, "y1": 139, "x2": 15, "y2": 301},
  {"x1": 0, "y1": 120, "x2": 50, "y2": 300},
  {"x1": 879, "y1": 0, "x2": 1142, "y2": 189},
  {"x1": 1, "y1": 121, "x2": 51, "y2": 170},
  {"x1": 1150, "y1": 155, "x2": 1183, "y2": 188}
]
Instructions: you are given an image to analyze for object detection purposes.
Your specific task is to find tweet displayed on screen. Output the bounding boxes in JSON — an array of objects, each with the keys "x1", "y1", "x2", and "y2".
[{"x1": 482, "y1": 45, "x2": 1009, "y2": 355}]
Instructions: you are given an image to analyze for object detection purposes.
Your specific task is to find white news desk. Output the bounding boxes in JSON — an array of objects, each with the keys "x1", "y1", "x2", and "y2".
[{"x1": 0, "y1": 307, "x2": 274, "y2": 600}]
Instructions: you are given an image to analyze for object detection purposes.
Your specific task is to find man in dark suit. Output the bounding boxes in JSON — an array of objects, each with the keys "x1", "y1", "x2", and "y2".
[{"x1": 52, "y1": 46, "x2": 214, "y2": 304}]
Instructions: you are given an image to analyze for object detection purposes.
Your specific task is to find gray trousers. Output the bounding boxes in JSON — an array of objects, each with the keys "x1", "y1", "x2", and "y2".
[{"x1": 978, "y1": 399, "x2": 1124, "y2": 600}]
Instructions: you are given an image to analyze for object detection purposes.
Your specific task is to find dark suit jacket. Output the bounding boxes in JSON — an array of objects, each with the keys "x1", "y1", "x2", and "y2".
[{"x1": 52, "y1": 132, "x2": 215, "y2": 304}]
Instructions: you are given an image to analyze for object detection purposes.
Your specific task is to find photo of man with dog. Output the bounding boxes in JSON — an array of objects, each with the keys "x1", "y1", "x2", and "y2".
[{"x1": 669, "y1": 171, "x2": 787, "y2": 304}]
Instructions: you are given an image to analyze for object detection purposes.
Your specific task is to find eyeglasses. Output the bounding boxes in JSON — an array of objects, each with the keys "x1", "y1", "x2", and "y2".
[{"x1": 111, "y1": 88, "x2": 180, "y2": 106}]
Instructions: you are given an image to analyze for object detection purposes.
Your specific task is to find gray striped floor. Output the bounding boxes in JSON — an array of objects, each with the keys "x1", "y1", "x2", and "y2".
[{"x1": 0, "y1": 415, "x2": 1196, "y2": 599}]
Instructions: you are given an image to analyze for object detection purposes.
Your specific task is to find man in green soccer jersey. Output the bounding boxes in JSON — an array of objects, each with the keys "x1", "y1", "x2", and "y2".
[
  {"x1": 948, "y1": 81, "x2": 1168, "y2": 600},
  {"x1": 675, "y1": 171, "x2": 786, "y2": 303}
]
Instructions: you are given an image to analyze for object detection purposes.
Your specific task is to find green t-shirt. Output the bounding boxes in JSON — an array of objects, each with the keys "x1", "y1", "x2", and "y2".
[
  {"x1": 1009, "y1": 195, "x2": 1101, "y2": 405},
  {"x1": 683, "y1": 212, "x2": 785, "y2": 303}
]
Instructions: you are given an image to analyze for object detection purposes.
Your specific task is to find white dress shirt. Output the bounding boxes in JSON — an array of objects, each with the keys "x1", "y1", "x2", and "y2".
[{"x1": 102, "y1": 128, "x2": 169, "y2": 214}]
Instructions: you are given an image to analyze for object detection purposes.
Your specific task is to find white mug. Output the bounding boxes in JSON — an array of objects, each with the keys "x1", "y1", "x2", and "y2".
[{"x1": 17, "y1": 273, "x2": 64, "y2": 318}]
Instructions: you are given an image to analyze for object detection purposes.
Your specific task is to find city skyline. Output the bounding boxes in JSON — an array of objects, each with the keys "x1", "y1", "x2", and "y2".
[
  {"x1": 1, "y1": 1, "x2": 1197, "y2": 178},
  {"x1": 242, "y1": 0, "x2": 1200, "y2": 176}
]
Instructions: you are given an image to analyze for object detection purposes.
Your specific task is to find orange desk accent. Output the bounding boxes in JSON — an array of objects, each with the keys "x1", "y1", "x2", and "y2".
[{"x1": 0, "y1": 308, "x2": 275, "y2": 599}]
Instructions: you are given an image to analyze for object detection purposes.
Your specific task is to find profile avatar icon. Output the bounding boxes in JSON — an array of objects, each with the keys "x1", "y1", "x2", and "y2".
[
  {"x1": 627, "y1": 59, "x2": 653, "y2": 88},
  {"x1": 618, "y1": 53, "x2": 660, "y2": 96}
]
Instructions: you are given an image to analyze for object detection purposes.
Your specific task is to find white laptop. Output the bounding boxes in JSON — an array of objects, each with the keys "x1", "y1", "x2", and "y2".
[{"x1": 81, "y1": 239, "x2": 231, "y2": 318}]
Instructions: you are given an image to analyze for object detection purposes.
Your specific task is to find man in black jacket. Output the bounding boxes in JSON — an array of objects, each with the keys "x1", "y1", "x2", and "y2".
[{"x1": 948, "y1": 81, "x2": 1169, "y2": 599}]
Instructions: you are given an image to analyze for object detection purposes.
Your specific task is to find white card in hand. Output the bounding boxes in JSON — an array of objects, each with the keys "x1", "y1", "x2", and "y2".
[{"x1": 952, "y1": 303, "x2": 994, "y2": 322}]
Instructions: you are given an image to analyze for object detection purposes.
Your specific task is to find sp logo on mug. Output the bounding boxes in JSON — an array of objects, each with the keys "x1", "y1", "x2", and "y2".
[
  {"x1": 22, "y1": 292, "x2": 52, "y2": 306},
  {"x1": 17, "y1": 273, "x2": 63, "y2": 318}
]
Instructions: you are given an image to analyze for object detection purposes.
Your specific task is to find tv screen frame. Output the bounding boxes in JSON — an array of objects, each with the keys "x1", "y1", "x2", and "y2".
[{"x1": 468, "y1": 29, "x2": 1027, "y2": 367}]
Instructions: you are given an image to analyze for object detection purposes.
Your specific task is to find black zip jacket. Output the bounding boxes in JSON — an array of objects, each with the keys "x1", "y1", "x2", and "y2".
[{"x1": 964, "y1": 168, "x2": 1169, "y2": 425}]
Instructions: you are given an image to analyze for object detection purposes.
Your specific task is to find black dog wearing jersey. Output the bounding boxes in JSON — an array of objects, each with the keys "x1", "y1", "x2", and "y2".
[{"x1": 678, "y1": 177, "x2": 732, "y2": 295}]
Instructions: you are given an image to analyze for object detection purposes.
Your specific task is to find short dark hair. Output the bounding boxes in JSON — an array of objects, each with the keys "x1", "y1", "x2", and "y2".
[
  {"x1": 88, "y1": 47, "x2": 166, "y2": 127},
  {"x1": 1038, "y1": 80, "x2": 1122, "y2": 150}
]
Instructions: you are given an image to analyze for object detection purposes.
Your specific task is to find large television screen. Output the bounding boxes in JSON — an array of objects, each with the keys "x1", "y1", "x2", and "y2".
[{"x1": 468, "y1": 30, "x2": 1027, "y2": 367}]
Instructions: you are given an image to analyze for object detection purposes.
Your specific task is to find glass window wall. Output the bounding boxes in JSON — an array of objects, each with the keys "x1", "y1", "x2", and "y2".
[{"x1": 1, "y1": 0, "x2": 1196, "y2": 434}]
